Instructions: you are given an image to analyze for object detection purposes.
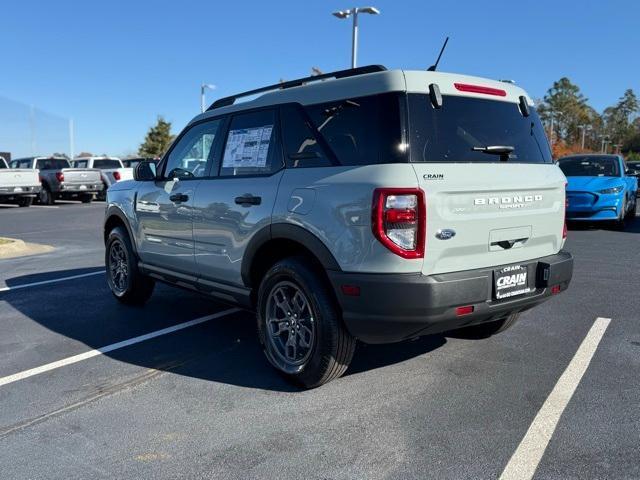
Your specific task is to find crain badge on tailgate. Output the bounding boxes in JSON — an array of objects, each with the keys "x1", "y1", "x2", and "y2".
[{"x1": 435, "y1": 228, "x2": 456, "y2": 240}]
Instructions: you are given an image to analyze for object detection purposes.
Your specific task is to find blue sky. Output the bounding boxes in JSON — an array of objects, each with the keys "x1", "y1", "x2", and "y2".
[{"x1": 2, "y1": 0, "x2": 639, "y2": 157}]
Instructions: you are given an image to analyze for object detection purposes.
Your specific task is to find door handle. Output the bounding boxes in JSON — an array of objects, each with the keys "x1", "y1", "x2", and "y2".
[
  {"x1": 235, "y1": 195, "x2": 262, "y2": 206},
  {"x1": 169, "y1": 193, "x2": 189, "y2": 203}
]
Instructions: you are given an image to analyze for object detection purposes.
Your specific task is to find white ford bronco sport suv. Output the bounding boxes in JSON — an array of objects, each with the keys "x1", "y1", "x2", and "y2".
[{"x1": 104, "y1": 65, "x2": 573, "y2": 388}]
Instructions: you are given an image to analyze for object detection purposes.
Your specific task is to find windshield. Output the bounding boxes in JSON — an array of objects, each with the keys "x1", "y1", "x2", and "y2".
[
  {"x1": 408, "y1": 94, "x2": 552, "y2": 163},
  {"x1": 558, "y1": 156, "x2": 620, "y2": 177}
]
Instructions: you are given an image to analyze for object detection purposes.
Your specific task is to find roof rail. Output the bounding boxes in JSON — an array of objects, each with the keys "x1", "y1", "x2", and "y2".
[{"x1": 207, "y1": 64, "x2": 387, "y2": 111}]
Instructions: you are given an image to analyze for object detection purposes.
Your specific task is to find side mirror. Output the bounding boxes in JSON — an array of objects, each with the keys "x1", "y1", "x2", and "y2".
[{"x1": 134, "y1": 161, "x2": 157, "y2": 181}]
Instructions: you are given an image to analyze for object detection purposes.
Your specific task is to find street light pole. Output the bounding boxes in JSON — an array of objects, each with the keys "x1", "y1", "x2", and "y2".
[
  {"x1": 578, "y1": 124, "x2": 591, "y2": 150},
  {"x1": 332, "y1": 7, "x2": 380, "y2": 69},
  {"x1": 200, "y1": 83, "x2": 216, "y2": 113}
]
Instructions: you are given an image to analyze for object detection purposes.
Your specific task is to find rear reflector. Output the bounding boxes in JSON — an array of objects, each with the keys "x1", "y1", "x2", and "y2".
[
  {"x1": 455, "y1": 305, "x2": 474, "y2": 316},
  {"x1": 341, "y1": 285, "x2": 361, "y2": 297},
  {"x1": 551, "y1": 285, "x2": 561, "y2": 295},
  {"x1": 55, "y1": 172, "x2": 64, "y2": 182},
  {"x1": 454, "y1": 83, "x2": 507, "y2": 97}
]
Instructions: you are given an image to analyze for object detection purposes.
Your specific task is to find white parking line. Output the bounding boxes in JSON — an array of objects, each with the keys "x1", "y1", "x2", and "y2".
[
  {"x1": 499, "y1": 317, "x2": 611, "y2": 480},
  {"x1": 0, "y1": 308, "x2": 240, "y2": 388},
  {"x1": 0, "y1": 271, "x2": 104, "y2": 292}
]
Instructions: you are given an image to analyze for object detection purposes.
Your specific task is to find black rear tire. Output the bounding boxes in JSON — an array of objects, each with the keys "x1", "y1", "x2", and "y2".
[
  {"x1": 17, "y1": 197, "x2": 33, "y2": 207},
  {"x1": 105, "y1": 226, "x2": 155, "y2": 305},
  {"x1": 39, "y1": 186, "x2": 54, "y2": 205},
  {"x1": 452, "y1": 313, "x2": 520, "y2": 339},
  {"x1": 257, "y1": 257, "x2": 356, "y2": 388},
  {"x1": 80, "y1": 194, "x2": 93, "y2": 204}
]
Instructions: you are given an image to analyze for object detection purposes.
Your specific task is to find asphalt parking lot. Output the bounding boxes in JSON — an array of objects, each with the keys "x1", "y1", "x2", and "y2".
[{"x1": 0, "y1": 201, "x2": 639, "y2": 480}]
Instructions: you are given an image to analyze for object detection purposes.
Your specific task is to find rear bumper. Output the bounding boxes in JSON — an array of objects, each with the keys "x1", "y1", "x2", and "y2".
[
  {"x1": 59, "y1": 183, "x2": 103, "y2": 193},
  {"x1": 0, "y1": 185, "x2": 41, "y2": 197},
  {"x1": 328, "y1": 251, "x2": 573, "y2": 344}
]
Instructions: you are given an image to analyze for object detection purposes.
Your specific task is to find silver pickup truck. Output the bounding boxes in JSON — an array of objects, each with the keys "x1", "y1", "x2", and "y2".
[
  {"x1": 10, "y1": 156, "x2": 103, "y2": 204},
  {"x1": 70, "y1": 157, "x2": 133, "y2": 201},
  {"x1": 0, "y1": 157, "x2": 41, "y2": 207}
]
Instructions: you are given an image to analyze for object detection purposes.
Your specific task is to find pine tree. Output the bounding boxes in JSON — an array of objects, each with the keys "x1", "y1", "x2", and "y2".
[{"x1": 138, "y1": 116, "x2": 174, "y2": 157}]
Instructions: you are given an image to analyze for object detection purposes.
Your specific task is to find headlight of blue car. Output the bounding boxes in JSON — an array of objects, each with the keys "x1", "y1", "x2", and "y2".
[{"x1": 598, "y1": 186, "x2": 623, "y2": 194}]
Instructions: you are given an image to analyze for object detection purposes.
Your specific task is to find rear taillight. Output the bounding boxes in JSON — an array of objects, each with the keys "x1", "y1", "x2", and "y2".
[
  {"x1": 55, "y1": 172, "x2": 64, "y2": 182},
  {"x1": 372, "y1": 188, "x2": 426, "y2": 259},
  {"x1": 562, "y1": 182, "x2": 568, "y2": 239},
  {"x1": 113, "y1": 171, "x2": 121, "y2": 181}
]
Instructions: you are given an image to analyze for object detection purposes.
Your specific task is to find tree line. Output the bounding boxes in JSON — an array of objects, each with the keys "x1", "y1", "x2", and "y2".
[{"x1": 537, "y1": 78, "x2": 639, "y2": 160}]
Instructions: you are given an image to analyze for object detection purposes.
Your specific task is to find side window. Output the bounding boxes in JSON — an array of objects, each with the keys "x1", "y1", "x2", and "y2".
[
  {"x1": 164, "y1": 119, "x2": 221, "y2": 179},
  {"x1": 304, "y1": 93, "x2": 405, "y2": 166},
  {"x1": 280, "y1": 105, "x2": 333, "y2": 168},
  {"x1": 220, "y1": 109, "x2": 282, "y2": 176}
]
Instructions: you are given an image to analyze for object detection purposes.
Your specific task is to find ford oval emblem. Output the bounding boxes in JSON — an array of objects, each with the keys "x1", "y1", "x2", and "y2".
[{"x1": 435, "y1": 229, "x2": 456, "y2": 240}]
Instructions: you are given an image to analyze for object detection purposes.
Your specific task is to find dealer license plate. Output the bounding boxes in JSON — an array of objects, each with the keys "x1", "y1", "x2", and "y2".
[{"x1": 494, "y1": 265, "x2": 531, "y2": 300}]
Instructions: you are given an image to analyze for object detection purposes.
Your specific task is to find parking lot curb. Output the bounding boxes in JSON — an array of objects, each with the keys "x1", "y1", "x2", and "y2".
[{"x1": 0, "y1": 237, "x2": 54, "y2": 259}]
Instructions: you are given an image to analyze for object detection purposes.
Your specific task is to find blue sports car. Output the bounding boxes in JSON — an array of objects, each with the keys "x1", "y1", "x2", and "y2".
[{"x1": 558, "y1": 154, "x2": 638, "y2": 228}]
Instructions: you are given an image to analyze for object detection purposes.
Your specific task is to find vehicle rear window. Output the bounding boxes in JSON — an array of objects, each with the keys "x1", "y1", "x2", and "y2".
[
  {"x1": 558, "y1": 156, "x2": 620, "y2": 177},
  {"x1": 304, "y1": 93, "x2": 406, "y2": 166},
  {"x1": 408, "y1": 94, "x2": 552, "y2": 164},
  {"x1": 0, "y1": 160, "x2": 6, "y2": 169},
  {"x1": 93, "y1": 159, "x2": 122, "y2": 169},
  {"x1": 35, "y1": 159, "x2": 70, "y2": 170},
  {"x1": 72, "y1": 160, "x2": 88, "y2": 168}
]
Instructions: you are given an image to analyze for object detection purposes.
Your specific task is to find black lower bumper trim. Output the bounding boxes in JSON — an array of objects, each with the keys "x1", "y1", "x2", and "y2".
[{"x1": 328, "y1": 251, "x2": 573, "y2": 344}]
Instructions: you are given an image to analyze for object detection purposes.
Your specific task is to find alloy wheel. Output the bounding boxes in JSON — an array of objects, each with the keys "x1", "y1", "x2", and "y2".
[
  {"x1": 265, "y1": 281, "x2": 316, "y2": 372},
  {"x1": 108, "y1": 240, "x2": 129, "y2": 294}
]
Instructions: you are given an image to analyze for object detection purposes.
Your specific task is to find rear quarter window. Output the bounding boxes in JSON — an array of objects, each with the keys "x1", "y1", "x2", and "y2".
[
  {"x1": 304, "y1": 92, "x2": 406, "y2": 166},
  {"x1": 408, "y1": 94, "x2": 552, "y2": 164}
]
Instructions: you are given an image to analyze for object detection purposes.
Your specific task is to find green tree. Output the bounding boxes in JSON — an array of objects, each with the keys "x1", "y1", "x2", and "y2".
[
  {"x1": 139, "y1": 116, "x2": 174, "y2": 157},
  {"x1": 538, "y1": 77, "x2": 593, "y2": 146},
  {"x1": 603, "y1": 89, "x2": 639, "y2": 147}
]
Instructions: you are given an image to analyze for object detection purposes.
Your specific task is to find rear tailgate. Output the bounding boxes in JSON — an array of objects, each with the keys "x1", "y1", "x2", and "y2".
[
  {"x1": 62, "y1": 168, "x2": 102, "y2": 185},
  {"x1": 413, "y1": 163, "x2": 566, "y2": 275},
  {"x1": 0, "y1": 169, "x2": 40, "y2": 188},
  {"x1": 405, "y1": 84, "x2": 566, "y2": 276}
]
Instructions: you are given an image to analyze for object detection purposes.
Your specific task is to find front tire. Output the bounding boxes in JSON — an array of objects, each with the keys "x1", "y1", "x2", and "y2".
[
  {"x1": 257, "y1": 257, "x2": 356, "y2": 388},
  {"x1": 105, "y1": 226, "x2": 155, "y2": 305},
  {"x1": 453, "y1": 313, "x2": 520, "y2": 339}
]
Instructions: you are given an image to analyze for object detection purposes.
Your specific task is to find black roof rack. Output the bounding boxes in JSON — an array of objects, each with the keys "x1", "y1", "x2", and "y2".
[{"x1": 207, "y1": 64, "x2": 387, "y2": 111}]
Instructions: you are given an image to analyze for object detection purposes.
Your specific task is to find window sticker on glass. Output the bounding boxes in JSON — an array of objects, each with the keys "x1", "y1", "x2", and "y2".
[{"x1": 223, "y1": 125, "x2": 273, "y2": 168}]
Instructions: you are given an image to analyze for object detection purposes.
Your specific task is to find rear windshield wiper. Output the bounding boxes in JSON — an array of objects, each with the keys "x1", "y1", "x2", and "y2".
[{"x1": 471, "y1": 145, "x2": 514, "y2": 161}]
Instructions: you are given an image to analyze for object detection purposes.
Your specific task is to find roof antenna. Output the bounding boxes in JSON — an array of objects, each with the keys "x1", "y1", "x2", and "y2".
[{"x1": 427, "y1": 37, "x2": 449, "y2": 72}]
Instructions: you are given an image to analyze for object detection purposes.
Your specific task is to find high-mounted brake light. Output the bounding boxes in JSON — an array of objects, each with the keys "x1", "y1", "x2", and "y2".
[
  {"x1": 372, "y1": 188, "x2": 426, "y2": 259},
  {"x1": 113, "y1": 171, "x2": 121, "y2": 181},
  {"x1": 55, "y1": 172, "x2": 64, "y2": 182},
  {"x1": 454, "y1": 83, "x2": 507, "y2": 97}
]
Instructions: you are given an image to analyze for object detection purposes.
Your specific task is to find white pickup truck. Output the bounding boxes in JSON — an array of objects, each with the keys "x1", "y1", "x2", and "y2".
[
  {"x1": 0, "y1": 157, "x2": 41, "y2": 207},
  {"x1": 70, "y1": 157, "x2": 134, "y2": 201}
]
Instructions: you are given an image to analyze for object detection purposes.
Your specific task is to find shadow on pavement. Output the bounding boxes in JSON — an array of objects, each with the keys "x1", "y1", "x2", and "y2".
[
  {"x1": 2, "y1": 268, "x2": 447, "y2": 392},
  {"x1": 3, "y1": 266, "x2": 105, "y2": 287}
]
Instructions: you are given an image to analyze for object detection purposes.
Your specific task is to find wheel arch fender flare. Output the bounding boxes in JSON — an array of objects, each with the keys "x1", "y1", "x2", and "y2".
[
  {"x1": 104, "y1": 205, "x2": 137, "y2": 251},
  {"x1": 241, "y1": 223, "x2": 342, "y2": 287}
]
